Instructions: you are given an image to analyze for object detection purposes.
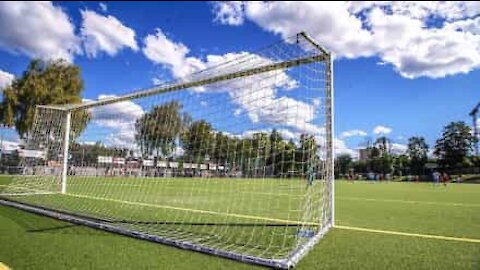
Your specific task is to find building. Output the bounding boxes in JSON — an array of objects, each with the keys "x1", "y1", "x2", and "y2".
[{"x1": 358, "y1": 148, "x2": 372, "y2": 161}]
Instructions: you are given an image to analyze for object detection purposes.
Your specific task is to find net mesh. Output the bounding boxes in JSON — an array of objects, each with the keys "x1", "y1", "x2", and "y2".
[{"x1": 0, "y1": 33, "x2": 332, "y2": 267}]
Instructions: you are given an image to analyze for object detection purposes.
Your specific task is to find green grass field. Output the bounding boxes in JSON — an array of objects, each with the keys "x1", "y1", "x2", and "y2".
[{"x1": 1, "y1": 176, "x2": 479, "y2": 269}]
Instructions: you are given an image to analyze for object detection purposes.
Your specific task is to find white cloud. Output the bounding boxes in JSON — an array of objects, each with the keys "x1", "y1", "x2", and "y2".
[
  {"x1": 335, "y1": 138, "x2": 358, "y2": 158},
  {"x1": 243, "y1": 1, "x2": 377, "y2": 58},
  {"x1": 340, "y1": 129, "x2": 367, "y2": 139},
  {"x1": 152, "y1": 77, "x2": 164, "y2": 86},
  {"x1": 373, "y1": 125, "x2": 392, "y2": 135},
  {"x1": 90, "y1": 94, "x2": 144, "y2": 128},
  {"x1": 142, "y1": 29, "x2": 317, "y2": 135},
  {"x1": 89, "y1": 94, "x2": 144, "y2": 148},
  {"x1": 233, "y1": 108, "x2": 242, "y2": 117},
  {"x1": 368, "y1": 7, "x2": 480, "y2": 78},
  {"x1": 312, "y1": 98, "x2": 321, "y2": 107},
  {"x1": 391, "y1": 143, "x2": 407, "y2": 154},
  {"x1": 212, "y1": 1, "x2": 480, "y2": 78},
  {"x1": 200, "y1": 101, "x2": 207, "y2": 107},
  {"x1": 0, "y1": 69, "x2": 14, "y2": 90},
  {"x1": 446, "y1": 16, "x2": 480, "y2": 35},
  {"x1": 81, "y1": 10, "x2": 138, "y2": 58},
  {"x1": 99, "y1": 2, "x2": 108, "y2": 12},
  {"x1": 0, "y1": 1, "x2": 80, "y2": 61},
  {"x1": 351, "y1": 2, "x2": 480, "y2": 21},
  {"x1": 143, "y1": 29, "x2": 204, "y2": 78},
  {"x1": 212, "y1": 1, "x2": 245, "y2": 26},
  {"x1": 78, "y1": 141, "x2": 97, "y2": 146}
]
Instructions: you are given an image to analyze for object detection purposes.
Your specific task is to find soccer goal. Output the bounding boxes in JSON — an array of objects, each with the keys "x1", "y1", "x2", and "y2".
[{"x1": 0, "y1": 32, "x2": 333, "y2": 269}]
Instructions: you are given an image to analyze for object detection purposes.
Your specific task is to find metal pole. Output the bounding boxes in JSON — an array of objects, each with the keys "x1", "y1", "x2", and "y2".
[
  {"x1": 0, "y1": 124, "x2": 3, "y2": 164},
  {"x1": 327, "y1": 54, "x2": 335, "y2": 227},
  {"x1": 82, "y1": 147, "x2": 85, "y2": 167},
  {"x1": 469, "y1": 102, "x2": 480, "y2": 157},
  {"x1": 61, "y1": 112, "x2": 71, "y2": 194},
  {"x1": 299, "y1": 30, "x2": 335, "y2": 227},
  {"x1": 473, "y1": 112, "x2": 479, "y2": 156}
]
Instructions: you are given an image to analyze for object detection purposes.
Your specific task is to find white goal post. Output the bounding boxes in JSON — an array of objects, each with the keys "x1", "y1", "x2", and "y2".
[{"x1": 0, "y1": 32, "x2": 334, "y2": 269}]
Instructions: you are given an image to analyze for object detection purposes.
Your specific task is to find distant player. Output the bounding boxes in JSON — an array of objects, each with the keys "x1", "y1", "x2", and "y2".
[
  {"x1": 442, "y1": 172, "x2": 449, "y2": 186},
  {"x1": 432, "y1": 171, "x2": 440, "y2": 185},
  {"x1": 348, "y1": 169, "x2": 355, "y2": 183},
  {"x1": 307, "y1": 166, "x2": 315, "y2": 187}
]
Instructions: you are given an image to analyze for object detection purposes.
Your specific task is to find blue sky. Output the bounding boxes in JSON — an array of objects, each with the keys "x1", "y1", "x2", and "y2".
[{"x1": 0, "y1": 2, "x2": 479, "y2": 156}]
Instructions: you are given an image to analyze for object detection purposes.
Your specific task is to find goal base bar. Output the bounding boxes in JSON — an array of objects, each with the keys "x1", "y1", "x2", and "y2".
[{"x1": 0, "y1": 197, "x2": 329, "y2": 269}]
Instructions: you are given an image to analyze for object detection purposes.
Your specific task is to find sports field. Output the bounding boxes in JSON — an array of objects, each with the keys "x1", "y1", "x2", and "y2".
[
  {"x1": 1, "y1": 176, "x2": 479, "y2": 269},
  {"x1": 1, "y1": 175, "x2": 328, "y2": 264}
]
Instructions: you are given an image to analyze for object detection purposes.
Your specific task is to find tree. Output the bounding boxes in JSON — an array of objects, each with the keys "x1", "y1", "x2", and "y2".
[
  {"x1": 135, "y1": 101, "x2": 188, "y2": 157},
  {"x1": 283, "y1": 139, "x2": 297, "y2": 177},
  {"x1": 434, "y1": 121, "x2": 477, "y2": 169},
  {"x1": 210, "y1": 132, "x2": 232, "y2": 164},
  {"x1": 393, "y1": 154, "x2": 409, "y2": 176},
  {"x1": 352, "y1": 160, "x2": 367, "y2": 174},
  {"x1": 368, "y1": 136, "x2": 394, "y2": 174},
  {"x1": 266, "y1": 129, "x2": 286, "y2": 176},
  {"x1": 251, "y1": 132, "x2": 271, "y2": 167},
  {"x1": 375, "y1": 136, "x2": 392, "y2": 156},
  {"x1": 0, "y1": 59, "x2": 85, "y2": 138},
  {"x1": 335, "y1": 154, "x2": 352, "y2": 177},
  {"x1": 297, "y1": 134, "x2": 318, "y2": 175},
  {"x1": 181, "y1": 120, "x2": 215, "y2": 162},
  {"x1": 407, "y1": 136, "x2": 429, "y2": 175}
]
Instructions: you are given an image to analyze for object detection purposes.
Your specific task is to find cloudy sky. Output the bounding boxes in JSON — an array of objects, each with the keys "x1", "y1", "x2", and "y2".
[{"x1": 0, "y1": 1, "x2": 479, "y2": 156}]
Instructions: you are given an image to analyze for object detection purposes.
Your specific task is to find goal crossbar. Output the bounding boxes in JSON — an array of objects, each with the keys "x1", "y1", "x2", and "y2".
[{"x1": 64, "y1": 53, "x2": 327, "y2": 112}]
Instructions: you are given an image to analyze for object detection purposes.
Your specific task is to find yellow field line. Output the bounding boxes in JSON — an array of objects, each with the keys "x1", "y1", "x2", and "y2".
[
  {"x1": 335, "y1": 225, "x2": 480, "y2": 244},
  {"x1": 64, "y1": 192, "x2": 319, "y2": 226},
  {"x1": 337, "y1": 196, "x2": 480, "y2": 207}
]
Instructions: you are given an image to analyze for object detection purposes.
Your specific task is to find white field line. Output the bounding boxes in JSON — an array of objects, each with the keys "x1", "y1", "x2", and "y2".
[
  {"x1": 335, "y1": 225, "x2": 480, "y2": 244},
  {"x1": 69, "y1": 183, "x2": 145, "y2": 187},
  {"x1": 64, "y1": 192, "x2": 319, "y2": 226},
  {"x1": 337, "y1": 196, "x2": 480, "y2": 207}
]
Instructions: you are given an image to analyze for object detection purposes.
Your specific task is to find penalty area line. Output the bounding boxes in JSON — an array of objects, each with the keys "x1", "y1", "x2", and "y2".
[{"x1": 335, "y1": 225, "x2": 480, "y2": 244}]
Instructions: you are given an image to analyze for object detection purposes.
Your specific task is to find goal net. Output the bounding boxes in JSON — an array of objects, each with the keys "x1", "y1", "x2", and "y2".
[{"x1": 0, "y1": 32, "x2": 333, "y2": 269}]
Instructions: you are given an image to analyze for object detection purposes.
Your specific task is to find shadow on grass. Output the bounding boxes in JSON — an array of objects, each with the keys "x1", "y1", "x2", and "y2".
[
  {"x1": 0, "y1": 205, "x2": 105, "y2": 236},
  {"x1": 26, "y1": 224, "x2": 78, "y2": 233}
]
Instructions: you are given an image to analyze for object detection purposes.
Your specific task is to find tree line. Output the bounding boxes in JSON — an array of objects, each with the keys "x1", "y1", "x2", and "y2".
[
  {"x1": 135, "y1": 100, "x2": 319, "y2": 176},
  {"x1": 336, "y1": 122, "x2": 478, "y2": 177}
]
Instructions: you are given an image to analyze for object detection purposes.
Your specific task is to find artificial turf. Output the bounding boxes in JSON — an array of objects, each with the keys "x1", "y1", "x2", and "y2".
[{"x1": 1, "y1": 177, "x2": 479, "y2": 269}]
